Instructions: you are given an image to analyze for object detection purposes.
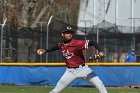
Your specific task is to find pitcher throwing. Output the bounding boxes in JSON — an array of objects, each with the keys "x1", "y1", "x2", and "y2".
[{"x1": 37, "y1": 26, "x2": 108, "y2": 93}]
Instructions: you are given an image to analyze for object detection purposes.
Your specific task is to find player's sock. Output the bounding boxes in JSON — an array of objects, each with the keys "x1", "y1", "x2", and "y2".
[{"x1": 89, "y1": 76, "x2": 108, "y2": 93}]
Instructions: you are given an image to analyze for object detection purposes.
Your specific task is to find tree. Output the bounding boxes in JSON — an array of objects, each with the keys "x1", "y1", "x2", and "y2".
[{"x1": 0, "y1": 0, "x2": 79, "y2": 62}]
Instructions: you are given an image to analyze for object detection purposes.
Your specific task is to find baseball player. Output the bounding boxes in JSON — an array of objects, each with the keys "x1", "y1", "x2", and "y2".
[
  {"x1": 125, "y1": 49, "x2": 136, "y2": 62},
  {"x1": 37, "y1": 26, "x2": 108, "y2": 93}
]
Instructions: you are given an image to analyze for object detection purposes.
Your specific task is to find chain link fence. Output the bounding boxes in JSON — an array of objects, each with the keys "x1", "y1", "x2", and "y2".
[{"x1": 0, "y1": 19, "x2": 140, "y2": 63}]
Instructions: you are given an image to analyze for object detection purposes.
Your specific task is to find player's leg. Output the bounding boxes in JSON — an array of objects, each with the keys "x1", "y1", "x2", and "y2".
[
  {"x1": 86, "y1": 72, "x2": 108, "y2": 93},
  {"x1": 79, "y1": 65, "x2": 107, "y2": 93},
  {"x1": 49, "y1": 69, "x2": 77, "y2": 93}
]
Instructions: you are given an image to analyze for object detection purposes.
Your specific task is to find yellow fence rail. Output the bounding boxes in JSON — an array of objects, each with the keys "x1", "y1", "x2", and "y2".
[{"x1": 0, "y1": 62, "x2": 140, "y2": 66}]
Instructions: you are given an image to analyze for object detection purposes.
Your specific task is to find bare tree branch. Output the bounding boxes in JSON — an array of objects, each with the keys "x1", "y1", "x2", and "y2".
[
  {"x1": 21, "y1": 0, "x2": 29, "y2": 27},
  {"x1": 0, "y1": 2, "x2": 15, "y2": 8},
  {"x1": 28, "y1": 0, "x2": 37, "y2": 9},
  {"x1": 30, "y1": 5, "x2": 49, "y2": 28},
  {"x1": 32, "y1": 2, "x2": 38, "y2": 18}
]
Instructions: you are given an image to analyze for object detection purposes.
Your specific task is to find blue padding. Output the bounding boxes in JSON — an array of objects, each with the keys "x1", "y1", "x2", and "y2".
[{"x1": 0, "y1": 66, "x2": 140, "y2": 86}]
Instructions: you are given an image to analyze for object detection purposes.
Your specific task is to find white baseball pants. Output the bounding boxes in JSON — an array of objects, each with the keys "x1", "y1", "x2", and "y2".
[{"x1": 49, "y1": 65, "x2": 108, "y2": 93}]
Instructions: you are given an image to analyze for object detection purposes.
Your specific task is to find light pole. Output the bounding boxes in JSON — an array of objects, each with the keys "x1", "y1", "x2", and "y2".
[
  {"x1": 79, "y1": 20, "x2": 92, "y2": 62},
  {"x1": 128, "y1": 0, "x2": 140, "y2": 50},
  {"x1": 37, "y1": 22, "x2": 47, "y2": 62},
  {"x1": 0, "y1": 18, "x2": 7, "y2": 62},
  {"x1": 46, "y1": 15, "x2": 53, "y2": 62},
  {"x1": 128, "y1": 18, "x2": 140, "y2": 50}
]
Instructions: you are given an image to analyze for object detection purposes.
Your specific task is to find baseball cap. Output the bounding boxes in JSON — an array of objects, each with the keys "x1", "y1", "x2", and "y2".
[
  {"x1": 61, "y1": 26, "x2": 74, "y2": 33},
  {"x1": 131, "y1": 49, "x2": 135, "y2": 52}
]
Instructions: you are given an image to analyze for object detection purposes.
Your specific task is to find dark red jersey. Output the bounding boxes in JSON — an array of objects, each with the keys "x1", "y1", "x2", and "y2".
[{"x1": 58, "y1": 39, "x2": 89, "y2": 68}]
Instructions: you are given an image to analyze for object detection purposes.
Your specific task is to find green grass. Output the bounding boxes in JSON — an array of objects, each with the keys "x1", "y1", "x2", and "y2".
[{"x1": 0, "y1": 86, "x2": 140, "y2": 93}]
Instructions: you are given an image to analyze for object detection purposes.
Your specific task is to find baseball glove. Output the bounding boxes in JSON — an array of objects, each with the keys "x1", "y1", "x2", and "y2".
[{"x1": 94, "y1": 52, "x2": 105, "y2": 60}]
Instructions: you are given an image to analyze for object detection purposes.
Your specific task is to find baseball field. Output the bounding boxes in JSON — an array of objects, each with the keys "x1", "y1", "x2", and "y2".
[{"x1": 0, "y1": 86, "x2": 140, "y2": 93}]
